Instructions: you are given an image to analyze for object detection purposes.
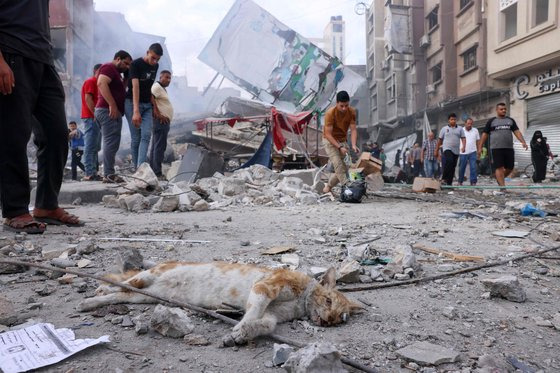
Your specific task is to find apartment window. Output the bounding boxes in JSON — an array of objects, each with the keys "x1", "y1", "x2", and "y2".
[
  {"x1": 371, "y1": 94, "x2": 378, "y2": 111},
  {"x1": 333, "y1": 23, "x2": 343, "y2": 33},
  {"x1": 502, "y1": 3, "x2": 517, "y2": 40},
  {"x1": 432, "y1": 63, "x2": 442, "y2": 83},
  {"x1": 534, "y1": 0, "x2": 549, "y2": 26},
  {"x1": 462, "y1": 46, "x2": 477, "y2": 71},
  {"x1": 428, "y1": 7, "x2": 439, "y2": 30},
  {"x1": 459, "y1": 0, "x2": 472, "y2": 10},
  {"x1": 386, "y1": 74, "x2": 396, "y2": 100}
]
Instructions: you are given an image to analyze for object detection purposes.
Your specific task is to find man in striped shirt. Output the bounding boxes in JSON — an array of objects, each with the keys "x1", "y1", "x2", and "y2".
[{"x1": 421, "y1": 132, "x2": 438, "y2": 178}]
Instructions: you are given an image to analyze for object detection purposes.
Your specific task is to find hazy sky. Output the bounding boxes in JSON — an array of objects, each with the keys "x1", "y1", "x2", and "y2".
[{"x1": 94, "y1": 0, "x2": 367, "y2": 89}]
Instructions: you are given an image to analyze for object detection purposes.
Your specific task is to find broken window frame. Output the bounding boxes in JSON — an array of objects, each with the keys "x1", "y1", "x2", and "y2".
[
  {"x1": 431, "y1": 62, "x2": 442, "y2": 84},
  {"x1": 427, "y1": 6, "x2": 439, "y2": 31},
  {"x1": 461, "y1": 45, "x2": 477, "y2": 72}
]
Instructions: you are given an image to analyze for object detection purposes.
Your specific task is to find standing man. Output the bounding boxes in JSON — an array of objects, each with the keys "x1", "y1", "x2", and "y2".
[
  {"x1": 81, "y1": 63, "x2": 102, "y2": 181},
  {"x1": 96, "y1": 50, "x2": 132, "y2": 183},
  {"x1": 479, "y1": 103, "x2": 528, "y2": 187},
  {"x1": 150, "y1": 70, "x2": 173, "y2": 180},
  {"x1": 322, "y1": 90, "x2": 359, "y2": 194},
  {"x1": 458, "y1": 118, "x2": 480, "y2": 186},
  {"x1": 421, "y1": 132, "x2": 438, "y2": 178},
  {"x1": 435, "y1": 113, "x2": 466, "y2": 186},
  {"x1": 125, "y1": 43, "x2": 162, "y2": 170},
  {"x1": 0, "y1": 0, "x2": 82, "y2": 233},
  {"x1": 68, "y1": 121, "x2": 85, "y2": 181},
  {"x1": 410, "y1": 143, "x2": 422, "y2": 177}
]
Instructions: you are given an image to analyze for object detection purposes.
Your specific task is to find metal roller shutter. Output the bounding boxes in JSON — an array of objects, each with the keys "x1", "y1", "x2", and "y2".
[{"x1": 514, "y1": 92, "x2": 560, "y2": 169}]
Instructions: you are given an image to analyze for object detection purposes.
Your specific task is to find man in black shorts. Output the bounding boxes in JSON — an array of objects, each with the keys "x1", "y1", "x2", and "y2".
[{"x1": 479, "y1": 103, "x2": 528, "y2": 187}]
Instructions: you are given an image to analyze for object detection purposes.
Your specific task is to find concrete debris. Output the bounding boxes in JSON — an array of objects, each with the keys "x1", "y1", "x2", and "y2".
[
  {"x1": 124, "y1": 162, "x2": 161, "y2": 194},
  {"x1": 346, "y1": 244, "x2": 371, "y2": 261},
  {"x1": 281, "y1": 253, "x2": 300, "y2": 268},
  {"x1": 150, "y1": 305, "x2": 194, "y2": 338},
  {"x1": 166, "y1": 160, "x2": 182, "y2": 182},
  {"x1": 77, "y1": 259, "x2": 93, "y2": 268},
  {"x1": 192, "y1": 199, "x2": 209, "y2": 211},
  {"x1": 552, "y1": 313, "x2": 560, "y2": 330},
  {"x1": 152, "y1": 195, "x2": 179, "y2": 212},
  {"x1": 116, "y1": 248, "x2": 144, "y2": 273},
  {"x1": 336, "y1": 258, "x2": 361, "y2": 283},
  {"x1": 283, "y1": 342, "x2": 347, "y2": 373},
  {"x1": 392, "y1": 245, "x2": 418, "y2": 270},
  {"x1": 58, "y1": 274, "x2": 77, "y2": 284},
  {"x1": 272, "y1": 343, "x2": 294, "y2": 366},
  {"x1": 41, "y1": 243, "x2": 75, "y2": 260},
  {"x1": 133, "y1": 314, "x2": 149, "y2": 335},
  {"x1": 218, "y1": 177, "x2": 247, "y2": 196},
  {"x1": 0, "y1": 297, "x2": 17, "y2": 326},
  {"x1": 76, "y1": 241, "x2": 99, "y2": 255},
  {"x1": 184, "y1": 334, "x2": 210, "y2": 346},
  {"x1": 308, "y1": 266, "x2": 328, "y2": 278},
  {"x1": 442, "y1": 306, "x2": 458, "y2": 320},
  {"x1": 102, "y1": 194, "x2": 121, "y2": 208},
  {"x1": 395, "y1": 341, "x2": 460, "y2": 366},
  {"x1": 365, "y1": 172, "x2": 385, "y2": 192},
  {"x1": 121, "y1": 193, "x2": 151, "y2": 212},
  {"x1": 476, "y1": 355, "x2": 515, "y2": 373},
  {"x1": 481, "y1": 275, "x2": 527, "y2": 303},
  {"x1": 0, "y1": 259, "x2": 27, "y2": 274},
  {"x1": 121, "y1": 315, "x2": 135, "y2": 327},
  {"x1": 34, "y1": 285, "x2": 56, "y2": 296},
  {"x1": 50, "y1": 258, "x2": 76, "y2": 268}
]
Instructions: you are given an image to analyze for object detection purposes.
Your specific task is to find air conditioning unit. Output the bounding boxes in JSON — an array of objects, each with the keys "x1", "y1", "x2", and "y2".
[
  {"x1": 425, "y1": 84, "x2": 436, "y2": 94},
  {"x1": 419, "y1": 34, "x2": 430, "y2": 48},
  {"x1": 381, "y1": 60, "x2": 390, "y2": 70}
]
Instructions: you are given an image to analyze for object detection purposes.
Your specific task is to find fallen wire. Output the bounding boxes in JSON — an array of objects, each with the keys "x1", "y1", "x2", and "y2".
[
  {"x1": 340, "y1": 222, "x2": 559, "y2": 293},
  {"x1": 0, "y1": 259, "x2": 377, "y2": 373}
]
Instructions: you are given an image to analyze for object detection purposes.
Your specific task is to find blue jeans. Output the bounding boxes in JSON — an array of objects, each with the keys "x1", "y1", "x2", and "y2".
[
  {"x1": 83, "y1": 117, "x2": 101, "y2": 177},
  {"x1": 424, "y1": 159, "x2": 438, "y2": 178},
  {"x1": 125, "y1": 99, "x2": 153, "y2": 168},
  {"x1": 458, "y1": 151, "x2": 478, "y2": 184},
  {"x1": 95, "y1": 108, "x2": 122, "y2": 177}
]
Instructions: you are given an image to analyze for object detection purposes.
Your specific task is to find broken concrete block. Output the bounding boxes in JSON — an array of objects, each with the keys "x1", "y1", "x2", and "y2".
[
  {"x1": 0, "y1": 296, "x2": 17, "y2": 326},
  {"x1": 121, "y1": 315, "x2": 134, "y2": 328},
  {"x1": 481, "y1": 275, "x2": 527, "y2": 303},
  {"x1": 152, "y1": 195, "x2": 179, "y2": 212},
  {"x1": 336, "y1": 258, "x2": 361, "y2": 283},
  {"x1": 346, "y1": 244, "x2": 370, "y2": 261},
  {"x1": 381, "y1": 263, "x2": 403, "y2": 280},
  {"x1": 277, "y1": 177, "x2": 304, "y2": 197},
  {"x1": 309, "y1": 267, "x2": 328, "y2": 278},
  {"x1": 50, "y1": 258, "x2": 76, "y2": 269},
  {"x1": 298, "y1": 192, "x2": 319, "y2": 205},
  {"x1": 218, "y1": 177, "x2": 246, "y2": 196},
  {"x1": 392, "y1": 245, "x2": 417, "y2": 269},
  {"x1": 102, "y1": 195, "x2": 121, "y2": 208},
  {"x1": 192, "y1": 200, "x2": 209, "y2": 212},
  {"x1": 476, "y1": 355, "x2": 515, "y2": 373},
  {"x1": 133, "y1": 314, "x2": 149, "y2": 335},
  {"x1": 365, "y1": 172, "x2": 384, "y2": 192},
  {"x1": 150, "y1": 305, "x2": 194, "y2": 338},
  {"x1": 442, "y1": 306, "x2": 457, "y2": 320},
  {"x1": 122, "y1": 193, "x2": 150, "y2": 212},
  {"x1": 281, "y1": 254, "x2": 300, "y2": 268},
  {"x1": 279, "y1": 169, "x2": 316, "y2": 186},
  {"x1": 125, "y1": 162, "x2": 160, "y2": 194},
  {"x1": 116, "y1": 248, "x2": 144, "y2": 273},
  {"x1": 41, "y1": 243, "x2": 75, "y2": 260},
  {"x1": 77, "y1": 259, "x2": 93, "y2": 268},
  {"x1": 396, "y1": 341, "x2": 460, "y2": 366},
  {"x1": 76, "y1": 241, "x2": 99, "y2": 255},
  {"x1": 283, "y1": 342, "x2": 347, "y2": 373},
  {"x1": 272, "y1": 343, "x2": 294, "y2": 366},
  {"x1": 166, "y1": 160, "x2": 182, "y2": 182},
  {"x1": 184, "y1": 334, "x2": 210, "y2": 346},
  {"x1": 250, "y1": 164, "x2": 277, "y2": 183},
  {"x1": 394, "y1": 273, "x2": 410, "y2": 281},
  {"x1": 551, "y1": 313, "x2": 560, "y2": 331}
]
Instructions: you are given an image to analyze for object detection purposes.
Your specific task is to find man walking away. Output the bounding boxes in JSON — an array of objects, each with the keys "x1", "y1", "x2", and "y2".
[
  {"x1": 458, "y1": 118, "x2": 480, "y2": 185},
  {"x1": 125, "y1": 43, "x2": 162, "y2": 170},
  {"x1": 0, "y1": 0, "x2": 82, "y2": 233},
  {"x1": 81, "y1": 63, "x2": 102, "y2": 181},
  {"x1": 68, "y1": 121, "x2": 85, "y2": 181},
  {"x1": 96, "y1": 50, "x2": 132, "y2": 183},
  {"x1": 410, "y1": 143, "x2": 422, "y2": 177},
  {"x1": 479, "y1": 103, "x2": 528, "y2": 188},
  {"x1": 421, "y1": 132, "x2": 438, "y2": 178},
  {"x1": 150, "y1": 70, "x2": 173, "y2": 180},
  {"x1": 322, "y1": 90, "x2": 359, "y2": 194},
  {"x1": 435, "y1": 113, "x2": 466, "y2": 186}
]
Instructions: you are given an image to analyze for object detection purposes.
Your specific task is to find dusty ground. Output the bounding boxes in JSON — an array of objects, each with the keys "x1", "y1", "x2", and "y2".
[{"x1": 2, "y1": 180, "x2": 560, "y2": 373}]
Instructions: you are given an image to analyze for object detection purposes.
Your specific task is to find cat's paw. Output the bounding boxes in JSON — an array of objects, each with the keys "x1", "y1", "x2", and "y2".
[{"x1": 221, "y1": 330, "x2": 247, "y2": 347}]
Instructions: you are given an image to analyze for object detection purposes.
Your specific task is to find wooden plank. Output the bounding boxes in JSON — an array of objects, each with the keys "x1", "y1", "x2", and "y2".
[{"x1": 412, "y1": 243, "x2": 485, "y2": 262}]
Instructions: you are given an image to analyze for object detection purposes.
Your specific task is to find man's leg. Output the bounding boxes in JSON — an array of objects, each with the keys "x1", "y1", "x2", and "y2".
[
  {"x1": 468, "y1": 152, "x2": 477, "y2": 185},
  {"x1": 83, "y1": 118, "x2": 97, "y2": 177},
  {"x1": 150, "y1": 120, "x2": 169, "y2": 176},
  {"x1": 33, "y1": 65, "x2": 69, "y2": 211},
  {"x1": 0, "y1": 53, "x2": 40, "y2": 218},
  {"x1": 442, "y1": 151, "x2": 452, "y2": 185},
  {"x1": 124, "y1": 99, "x2": 140, "y2": 168},
  {"x1": 137, "y1": 103, "x2": 153, "y2": 166},
  {"x1": 458, "y1": 154, "x2": 467, "y2": 184},
  {"x1": 323, "y1": 139, "x2": 348, "y2": 190},
  {"x1": 71, "y1": 149, "x2": 78, "y2": 180},
  {"x1": 97, "y1": 108, "x2": 122, "y2": 177}
]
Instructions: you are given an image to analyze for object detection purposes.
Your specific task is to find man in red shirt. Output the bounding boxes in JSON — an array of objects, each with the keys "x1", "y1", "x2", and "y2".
[{"x1": 81, "y1": 64, "x2": 101, "y2": 181}]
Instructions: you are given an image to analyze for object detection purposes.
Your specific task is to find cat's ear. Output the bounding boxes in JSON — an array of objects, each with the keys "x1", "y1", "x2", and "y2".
[
  {"x1": 319, "y1": 267, "x2": 336, "y2": 289},
  {"x1": 348, "y1": 300, "x2": 366, "y2": 314}
]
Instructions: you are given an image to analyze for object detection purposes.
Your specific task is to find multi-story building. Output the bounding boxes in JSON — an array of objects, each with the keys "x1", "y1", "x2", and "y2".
[
  {"x1": 323, "y1": 16, "x2": 346, "y2": 63},
  {"x1": 487, "y1": 0, "x2": 560, "y2": 168}
]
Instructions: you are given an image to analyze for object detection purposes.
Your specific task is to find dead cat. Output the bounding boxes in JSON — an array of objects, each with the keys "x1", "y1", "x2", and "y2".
[{"x1": 78, "y1": 261, "x2": 363, "y2": 346}]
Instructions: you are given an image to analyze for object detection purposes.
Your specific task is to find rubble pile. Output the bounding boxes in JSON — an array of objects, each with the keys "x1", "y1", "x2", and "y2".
[{"x1": 102, "y1": 164, "x2": 322, "y2": 213}]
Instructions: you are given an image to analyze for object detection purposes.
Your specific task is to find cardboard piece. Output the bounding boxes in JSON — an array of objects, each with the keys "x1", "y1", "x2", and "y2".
[
  {"x1": 354, "y1": 153, "x2": 382, "y2": 176},
  {"x1": 412, "y1": 177, "x2": 441, "y2": 193}
]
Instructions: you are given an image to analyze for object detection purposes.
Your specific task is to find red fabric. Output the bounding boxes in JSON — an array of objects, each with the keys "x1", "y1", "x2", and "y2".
[
  {"x1": 81, "y1": 76, "x2": 98, "y2": 119},
  {"x1": 271, "y1": 108, "x2": 313, "y2": 150}
]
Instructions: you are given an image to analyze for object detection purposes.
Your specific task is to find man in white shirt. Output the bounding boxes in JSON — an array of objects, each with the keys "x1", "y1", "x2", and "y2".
[
  {"x1": 149, "y1": 70, "x2": 174, "y2": 180},
  {"x1": 458, "y1": 118, "x2": 480, "y2": 185}
]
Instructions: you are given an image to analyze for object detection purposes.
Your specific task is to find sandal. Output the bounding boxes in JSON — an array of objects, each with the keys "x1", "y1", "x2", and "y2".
[
  {"x1": 3, "y1": 214, "x2": 46, "y2": 234},
  {"x1": 82, "y1": 175, "x2": 102, "y2": 181},
  {"x1": 33, "y1": 207, "x2": 84, "y2": 227},
  {"x1": 103, "y1": 174, "x2": 125, "y2": 183}
]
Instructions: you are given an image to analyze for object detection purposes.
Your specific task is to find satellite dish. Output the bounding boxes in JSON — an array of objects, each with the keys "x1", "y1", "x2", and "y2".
[{"x1": 355, "y1": 2, "x2": 368, "y2": 15}]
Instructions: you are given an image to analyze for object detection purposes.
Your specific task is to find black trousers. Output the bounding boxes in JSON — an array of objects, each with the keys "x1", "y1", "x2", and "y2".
[
  {"x1": 149, "y1": 120, "x2": 170, "y2": 176},
  {"x1": 71, "y1": 149, "x2": 85, "y2": 180},
  {"x1": 442, "y1": 150, "x2": 459, "y2": 185},
  {"x1": 0, "y1": 52, "x2": 68, "y2": 218},
  {"x1": 532, "y1": 157, "x2": 548, "y2": 182}
]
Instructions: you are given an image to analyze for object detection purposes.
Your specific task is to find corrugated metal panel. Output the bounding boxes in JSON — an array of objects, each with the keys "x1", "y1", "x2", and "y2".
[{"x1": 514, "y1": 93, "x2": 560, "y2": 169}]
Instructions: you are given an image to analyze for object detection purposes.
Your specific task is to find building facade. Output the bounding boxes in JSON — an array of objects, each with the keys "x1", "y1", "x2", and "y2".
[
  {"x1": 487, "y1": 0, "x2": 560, "y2": 167},
  {"x1": 323, "y1": 16, "x2": 346, "y2": 63}
]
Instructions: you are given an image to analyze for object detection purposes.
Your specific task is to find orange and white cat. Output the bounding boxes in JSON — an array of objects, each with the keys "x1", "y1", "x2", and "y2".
[{"x1": 78, "y1": 262, "x2": 362, "y2": 345}]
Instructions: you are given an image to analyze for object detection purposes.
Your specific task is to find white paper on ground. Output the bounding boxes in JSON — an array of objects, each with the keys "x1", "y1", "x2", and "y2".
[{"x1": 0, "y1": 323, "x2": 109, "y2": 373}]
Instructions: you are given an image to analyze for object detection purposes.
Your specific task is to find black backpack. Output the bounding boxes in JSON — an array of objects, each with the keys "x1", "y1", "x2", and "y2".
[{"x1": 340, "y1": 180, "x2": 367, "y2": 203}]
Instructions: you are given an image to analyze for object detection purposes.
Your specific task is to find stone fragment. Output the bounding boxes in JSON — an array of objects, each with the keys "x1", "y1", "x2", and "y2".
[
  {"x1": 277, "y1": 177, "x2": 304, "y2": 197},
  {"x1": 34, "y1": 285, "x2": 56, "y2": 296},
  {"x1": 192, "y1": 200, "x2": 209, "y2": 212},
  {"x1": 336, "y1": 259, "x2": 361, "y2": 283},
  {"x1": 394, "y1": 273, "x2": 410, "y2": 281},
  {"x1": 551, "y1": 313, "x2": 560, "y2": 331},
  {"x1": 122, "y1": 193, "x2": 150, "y2": 212},
  {"x1": 102, "y1": 195, "x2": 121, "y2": 208},
  {"x1": 283, "y1": 342, "x2": 347, "y2": 373},
  {"x1": 133, "y1": 315, "x2": 149, "y2": 335},
  {"x1": 346, "y1": 244, "x2": 370, "y2": 261},
  {"x1": 0, "y1": 296, "x2": 17, "y2": 326},
  {"x1": 152, "y1": 195, "x2": 179, "y2": 212},
  {"x1": 403, "y1": 267, "x2": 414, "y2": 278},
  {"x1": 116, "y1": 248, "x2": 144, "y2": 273},
  {"x1": 392, "y1": 245, "x2": 418, "y2": 269},
  {"x1": 183, "y1": 334, "x2": 210, "y2": 346},
  {"x1": 0, "y1": 260, "x2": 27, "y2": 274},
  {"x1": 41, "y1": 243, "x2": 75, "y2": 260},
  {"x1": 442, "y1": 306, "x2": 457, "y2": 320},
  {"x1": 476, "y1": 355, "x2": 514, "y2": 373},
  {"x1": 125, "y1": 163, "x2": 160, "y2": 194},
  {"x1": 309, "y1": 267, "x2": 328, "y2": 278},
  {"x1": 166, "y1": 160, "x2": 182, "y2": 182},
  {"x1": 58, "y1": 274, "x2": 77, "y2": 284},
  {"x1": 481, "y1": 275, "x2": 527, "y2": 303},
  {"x1": 272, "y1": 343, "x2": 294, "y2": 366},
  {"x1": 533, "y1": 316, "x2": 553, "y2": 327},
  {"x1": 281, "y1": 254, "x2": 300, "y2": 268},
  {"x1": 381, "y1": 263, "x2": 403, "y2": 280},
  {"x1": 359, "y1": 275, "x2": 373, "y2": 283},
  {"x1": 395, "y1": 341, "x2": 460, "y2": 366},
  {"x1": 76, "y1": 241, "x2": 99, "y2": 255},
  {"x1": 365, "y1": 172, "x2": 384, "y2": 192},
  {"x1": 150, "y1": 305, "x2": 194, "y2": 338},
  {"x1": 77, "y1": 259, "x2": 93, "y2": 268},
  {"x1": 218, "y1": 177, "x2": 246, "y2": 196}
]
